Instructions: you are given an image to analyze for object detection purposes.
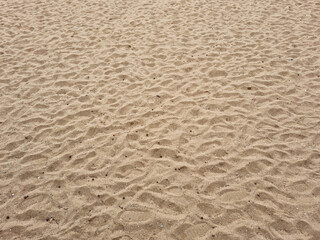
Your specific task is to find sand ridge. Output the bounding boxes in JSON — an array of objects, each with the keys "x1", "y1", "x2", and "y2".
[{"x1": 0, "y1": 0, "x2": 320, "y2": 239}]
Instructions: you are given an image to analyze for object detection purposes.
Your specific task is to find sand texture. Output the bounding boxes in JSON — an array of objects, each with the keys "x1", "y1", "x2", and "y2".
[{"x1": 1, "y1": 0, "x2": 320, "y2": 239}]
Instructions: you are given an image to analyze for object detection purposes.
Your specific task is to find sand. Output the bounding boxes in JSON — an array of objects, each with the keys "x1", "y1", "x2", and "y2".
[{"x1": 0, "y1": 0, "x2": 320, "y2": 239}]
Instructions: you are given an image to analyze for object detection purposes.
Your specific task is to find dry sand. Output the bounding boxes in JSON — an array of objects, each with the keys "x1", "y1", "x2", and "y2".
[{"x1": 1, "y1": 0, "x2": 320, "y2": 239}]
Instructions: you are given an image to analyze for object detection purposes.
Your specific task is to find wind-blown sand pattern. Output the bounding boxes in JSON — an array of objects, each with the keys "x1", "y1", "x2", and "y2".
[{"x1": 0, "y1": 0, "x2": 320, "y2": 239}]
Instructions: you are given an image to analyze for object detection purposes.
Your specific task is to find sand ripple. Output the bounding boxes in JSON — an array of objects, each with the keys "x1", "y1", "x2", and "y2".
[{"x1": 1, "y1": 0, "x2": 320, "y2": 239}]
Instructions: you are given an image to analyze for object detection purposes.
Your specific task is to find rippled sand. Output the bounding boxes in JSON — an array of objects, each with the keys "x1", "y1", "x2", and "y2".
[{"x1": 1, "y1": 0, "x2": 320, "y2": 239}]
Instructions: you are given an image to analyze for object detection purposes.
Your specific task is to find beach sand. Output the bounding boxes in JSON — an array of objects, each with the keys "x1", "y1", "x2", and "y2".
[{"x1": 0, "y1": 0, "x2": 320, "y2": 239}]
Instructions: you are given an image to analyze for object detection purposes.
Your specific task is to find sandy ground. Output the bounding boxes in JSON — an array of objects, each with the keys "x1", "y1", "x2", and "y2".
[{"x1": 0, "y1": 0, "x2": 320, "y2": 239}]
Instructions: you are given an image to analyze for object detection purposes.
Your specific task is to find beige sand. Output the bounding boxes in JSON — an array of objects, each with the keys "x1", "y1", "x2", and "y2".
[{"x1": 1, "y1": 0, "x2": 320, "y2": 239}]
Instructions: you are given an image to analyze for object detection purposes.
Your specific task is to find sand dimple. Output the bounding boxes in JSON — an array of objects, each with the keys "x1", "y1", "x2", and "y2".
[
  {"x1": 208, "y1": 70, "x2": 228, "y2": 78},
  {"x1": 119, "y1": 210, "x2": 152, "y2": 223},
  {"x1": 219, "y1": 190, "x2": 248, "y2": 202},
  {"x1": 1, "y1": 0, "x2": 320, "y2": 239}
]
